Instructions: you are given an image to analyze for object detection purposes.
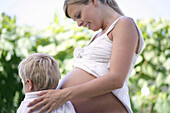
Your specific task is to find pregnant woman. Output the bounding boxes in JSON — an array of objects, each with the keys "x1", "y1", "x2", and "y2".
[{"x1": 28, "y1": 0, "x2": 144, "y2": 113}]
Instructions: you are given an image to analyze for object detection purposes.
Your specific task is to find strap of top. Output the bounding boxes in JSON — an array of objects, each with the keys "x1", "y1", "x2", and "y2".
[
  {"x1": 89, "y1": 16, "x2": 144, "y2": 54},
  {"x1": 135, "y1": 25, "x2": 144, "y2": 54},
  {"x1": 105, "y1": 16, "x2": 125, "y2": 35},
  {"x1": 89, "y1": 16, "x2": 124, "y2": 44},
  {"x1": 104, "y1": 16, "x2": 144, "y2": 54}
]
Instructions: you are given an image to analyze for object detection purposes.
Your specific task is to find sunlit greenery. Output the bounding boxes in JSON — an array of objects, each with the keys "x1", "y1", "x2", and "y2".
[{"x1": 0, "y1": 13, "x2": 169, "y2": 113}]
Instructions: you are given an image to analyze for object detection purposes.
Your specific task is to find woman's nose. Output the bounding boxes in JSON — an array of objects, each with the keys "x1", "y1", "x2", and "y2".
[{"x1": 76, "y1": 20, "x2": 83, "y2": 27}]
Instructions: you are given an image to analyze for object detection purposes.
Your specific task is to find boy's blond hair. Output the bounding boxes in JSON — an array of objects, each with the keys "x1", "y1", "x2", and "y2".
[{"x1": 18, "y1": 53, "x2": 61, "y2": 91}]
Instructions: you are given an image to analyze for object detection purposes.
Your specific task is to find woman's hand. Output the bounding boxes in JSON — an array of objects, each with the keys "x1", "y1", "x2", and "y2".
[{"x1": 27, "y1": 89, "x2": 70, "y2": 113}]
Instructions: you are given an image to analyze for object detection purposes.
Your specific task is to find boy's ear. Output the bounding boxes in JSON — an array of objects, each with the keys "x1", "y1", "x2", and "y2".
[
  {"x1": 26, "y1": 79, "x2": 33, "y2": 91},
  {"x1": 89, "y1": 0, "x2": 98, "y2": 7}
]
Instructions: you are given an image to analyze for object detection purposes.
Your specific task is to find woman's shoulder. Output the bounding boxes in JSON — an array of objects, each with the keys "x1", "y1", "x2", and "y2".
[
  {"x1": 117, "y1": 16, "x2": 136, "y2": 28},
  {"x1": 110, "y1": 16, "x2": 139, "y2": 46},
  {"x1": 112, "y1": 16, "x2": 138, "y2": 37}
]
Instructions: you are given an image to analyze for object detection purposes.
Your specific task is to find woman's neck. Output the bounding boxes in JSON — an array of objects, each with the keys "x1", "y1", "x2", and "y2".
[{"x1": 101, "y1": 5, "x2": 121, "y2": 31}]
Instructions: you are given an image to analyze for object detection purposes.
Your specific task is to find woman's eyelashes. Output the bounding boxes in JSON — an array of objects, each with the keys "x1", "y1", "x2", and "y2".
[
  {"x1": 77, "y1": 13, "x2": 81, "y2": 18},
  {"x1": 75, "y1": 12, "x2": 81, "y2": 19}
]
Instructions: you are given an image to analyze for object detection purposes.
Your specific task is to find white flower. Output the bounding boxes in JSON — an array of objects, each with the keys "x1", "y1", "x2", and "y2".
[{"x1": 141, "y1": 86, "x2": 150, "y2": 96}]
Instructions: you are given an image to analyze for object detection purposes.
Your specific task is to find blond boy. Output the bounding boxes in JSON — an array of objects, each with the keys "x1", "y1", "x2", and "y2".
[{"x1": 17, "y1": 53, "x2": 76, "y2": 113}]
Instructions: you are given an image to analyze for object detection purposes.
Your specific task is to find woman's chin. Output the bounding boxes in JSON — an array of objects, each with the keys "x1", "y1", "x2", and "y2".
[{"x1": 91, "y1": 28, "x2": 100, "y2": 31}]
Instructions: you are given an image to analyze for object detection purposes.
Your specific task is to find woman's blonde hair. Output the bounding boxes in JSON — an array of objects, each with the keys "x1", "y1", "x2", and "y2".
[
  {"x1": 18, "y1": 53, "x2": 61, "y2": 91},
  {"x1": 63, "y1": 0, "x2": 124, "y2": 18}
]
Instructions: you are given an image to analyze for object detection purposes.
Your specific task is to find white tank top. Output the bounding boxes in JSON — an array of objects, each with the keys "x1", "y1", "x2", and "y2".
[{"x1": 72, "y1": 16, "x2": 144, "y2": 113}]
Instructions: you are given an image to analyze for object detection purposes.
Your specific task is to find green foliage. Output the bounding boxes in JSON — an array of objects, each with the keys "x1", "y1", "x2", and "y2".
[
  {"x1": 0, "y1": 13, "x2": 169, "y2": 113},
  {"x1": 129, "y1": 18, "x2": 170, "y2": 113},
  {"x1": 0, "y1": 13, "x2": 36, "y2": 113}
]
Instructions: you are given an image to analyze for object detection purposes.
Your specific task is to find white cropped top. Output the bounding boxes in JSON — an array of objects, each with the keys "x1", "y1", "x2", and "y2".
[{"x1": 72, "y1": 16, "x2": 144, "y2": 113}]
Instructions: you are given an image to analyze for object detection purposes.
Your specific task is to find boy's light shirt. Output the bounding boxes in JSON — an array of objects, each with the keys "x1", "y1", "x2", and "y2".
[{"x1": 17, "y1": 90, "x2": 76, "y2": 113}]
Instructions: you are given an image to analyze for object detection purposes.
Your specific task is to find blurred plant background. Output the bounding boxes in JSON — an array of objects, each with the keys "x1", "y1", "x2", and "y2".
[{"x1": 0, "y1": 12, "x2": 169, "y2": 113}]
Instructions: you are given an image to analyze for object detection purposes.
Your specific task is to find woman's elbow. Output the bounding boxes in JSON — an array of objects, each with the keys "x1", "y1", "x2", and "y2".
[
  {"x1": 114, "y1": 80, "x2": 124, "y2": 89},
  {"x1": 116, "y1": 82, "x2": 124, "y2": 89},
  {"x1": 110, "y1": 74, "x2": 126, "y2": 89}
]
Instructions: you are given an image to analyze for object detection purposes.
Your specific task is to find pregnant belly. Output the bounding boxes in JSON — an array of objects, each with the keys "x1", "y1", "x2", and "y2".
[
  {"x1": 59, "y1": 68, "x2": 127, "y2": 113},
  {"x1": 58, "y1": 68, "x2": 96, "y2": 88}
]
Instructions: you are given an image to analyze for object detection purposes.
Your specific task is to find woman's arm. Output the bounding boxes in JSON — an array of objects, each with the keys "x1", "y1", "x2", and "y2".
[
  {"x1": 64, "y1": 17, "x2": 139, "y2": 100},
  {"x1": 28, "y1": 17, "x2": 139, "y2": 113}
]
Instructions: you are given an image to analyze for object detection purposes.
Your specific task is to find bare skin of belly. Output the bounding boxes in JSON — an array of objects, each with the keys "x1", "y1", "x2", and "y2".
[{"x1": 59, "y1": 68, "x2": 128, "y2": 113}]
